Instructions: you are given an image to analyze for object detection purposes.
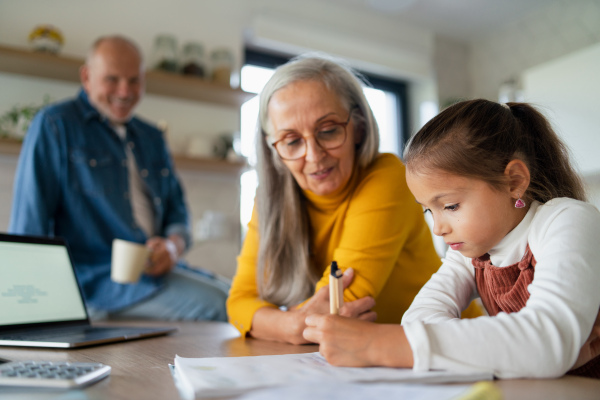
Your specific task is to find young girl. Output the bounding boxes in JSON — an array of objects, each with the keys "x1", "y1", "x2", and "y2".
[{"x1": 304, "y1": 99, "x2": 600, "y2": 379}]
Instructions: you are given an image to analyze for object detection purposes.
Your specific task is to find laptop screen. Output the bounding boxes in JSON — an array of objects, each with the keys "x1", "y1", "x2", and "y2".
[{"x1": 0, "y1": 236, "x2": 87, "y2": 326}]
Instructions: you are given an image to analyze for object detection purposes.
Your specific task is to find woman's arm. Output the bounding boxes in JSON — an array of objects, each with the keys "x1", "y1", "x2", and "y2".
[
  {"x1": 227, "y1": 205, "x2": 277, "y2": 336},
  {"x1": 228, "y1": 206, "x2": 376, "y2": 344}
]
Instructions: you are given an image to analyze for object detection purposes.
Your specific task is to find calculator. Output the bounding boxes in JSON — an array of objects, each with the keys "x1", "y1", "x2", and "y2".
[{"x1": 0, "y1": 360, "x2": 111, "y2": 388}]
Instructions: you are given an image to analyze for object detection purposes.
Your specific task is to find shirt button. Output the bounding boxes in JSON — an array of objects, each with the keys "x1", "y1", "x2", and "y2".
[
  {"x1": 161, "y1": 168, "x2": 169, "y2": 177},
  {"x1": 154, "y1": 197, "x2": 162, "y2": 206},
  {"x1": 89, "y1": 159, "x2": 97, "y2": 167},
  {"x1": 128, "y1": 142, "x2": 135, "y2": 149},
  {"x1": 140, "y1": 169, "x2": 148, "y2": 178}
]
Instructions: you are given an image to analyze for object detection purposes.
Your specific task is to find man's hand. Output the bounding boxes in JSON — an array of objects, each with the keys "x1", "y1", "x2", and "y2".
[{"x1": 144, "y1": 235, "x2": 184, "y2": 276}]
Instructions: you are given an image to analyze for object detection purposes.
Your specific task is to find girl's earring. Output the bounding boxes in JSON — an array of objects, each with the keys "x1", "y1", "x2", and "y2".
[{"x1": 515, "y1": 195, "x2": 526, "y2": 209}]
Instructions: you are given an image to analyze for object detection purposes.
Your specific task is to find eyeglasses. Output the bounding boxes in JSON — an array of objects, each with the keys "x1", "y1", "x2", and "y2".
[{"x1": 270, "y1": 108, "x2": 356, "y2": 161}]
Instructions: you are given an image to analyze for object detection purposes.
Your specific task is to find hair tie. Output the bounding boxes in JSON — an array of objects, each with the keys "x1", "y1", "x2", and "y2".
[{"x1": 501, "y1": 103, "x2": 510, "y2": 110}]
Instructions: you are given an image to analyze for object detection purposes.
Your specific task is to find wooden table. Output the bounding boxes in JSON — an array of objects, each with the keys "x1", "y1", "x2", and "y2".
[{"x1": 0, "y1": 320, "x2": 598, "y2": 399}]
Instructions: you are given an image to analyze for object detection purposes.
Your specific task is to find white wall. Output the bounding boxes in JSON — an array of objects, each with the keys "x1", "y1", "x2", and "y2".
[
  {"x1": 432, "y1": 36, "x2": 470, "y2": 108},
  {"x1": 523, "y1": 42, "x2": 600, "y2": 176},
  {"x1": 522, "y1": 42, "x2": 600, "y2": 210},
  {"x1": 468, "y1": 0, "x2": 600, "y2": 101}
]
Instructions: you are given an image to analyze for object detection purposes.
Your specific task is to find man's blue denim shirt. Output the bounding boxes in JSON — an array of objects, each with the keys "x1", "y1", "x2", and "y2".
[{"x1": 9, "y1": 89, "x2": 191, "y2": 311}]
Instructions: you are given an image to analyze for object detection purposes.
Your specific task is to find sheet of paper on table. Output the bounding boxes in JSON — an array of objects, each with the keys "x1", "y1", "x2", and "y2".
[
  {"x1": 236, "y1": 382, "x2": 475, "y2": 400},
  {"x1": 173, "y1": 352, "x2": 493, "y2": 399}
]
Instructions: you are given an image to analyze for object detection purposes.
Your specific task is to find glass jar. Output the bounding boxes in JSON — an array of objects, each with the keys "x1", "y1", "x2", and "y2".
[
  {"x1": 210, "y1": 48, "x2": 233, "y2": 86},
  {"x1": 181, "y1": 41, "x2": 206, "y2": 78},
  {"x1": 152, "y1": 34, "x2": 178, "y2": 72}
]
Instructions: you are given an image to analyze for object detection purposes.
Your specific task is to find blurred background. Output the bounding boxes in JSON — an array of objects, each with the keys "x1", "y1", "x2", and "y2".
[{"x1": 1, "y1": 0, "x2": 598, "y2": 276}]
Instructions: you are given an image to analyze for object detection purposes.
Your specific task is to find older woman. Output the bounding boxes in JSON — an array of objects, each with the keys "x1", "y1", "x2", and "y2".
[{"x1": 227, "y1": 55, "x2": 443, "y2": 344}]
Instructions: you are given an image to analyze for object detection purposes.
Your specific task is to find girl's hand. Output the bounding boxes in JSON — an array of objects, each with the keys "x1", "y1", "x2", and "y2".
[
  {"x1": 303, "y1": 314, "x2": 413, "y2": 368},
  {"x1": 571, "y1": 309, "x2": 600, "y2": 370},
  {"x1": 251, "y1": 268, "x2": 377, "y2": 345}
]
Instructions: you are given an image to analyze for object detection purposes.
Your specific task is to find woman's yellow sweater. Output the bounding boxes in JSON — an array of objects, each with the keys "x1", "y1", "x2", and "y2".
[{"x1": 227, "y1": 153, "x2": 444, "y2": 336}]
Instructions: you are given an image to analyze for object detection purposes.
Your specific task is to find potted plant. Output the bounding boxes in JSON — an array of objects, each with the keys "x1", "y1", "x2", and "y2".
[{"x1": 0, "y1": 96, "x2": 50, "y2": 141}]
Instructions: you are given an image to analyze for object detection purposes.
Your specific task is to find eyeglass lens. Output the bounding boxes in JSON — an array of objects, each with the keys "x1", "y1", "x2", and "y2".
[{"x1": 276, "y1": 124, "x2": 347, "y2": 160}]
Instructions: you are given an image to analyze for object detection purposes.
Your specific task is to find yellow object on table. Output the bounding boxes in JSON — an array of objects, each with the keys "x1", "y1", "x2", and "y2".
[{"x1": 457, "y1": 381, "x2": 503, "y2": 400}]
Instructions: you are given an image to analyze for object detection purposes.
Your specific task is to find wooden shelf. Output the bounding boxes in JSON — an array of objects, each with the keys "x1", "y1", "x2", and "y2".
[
  {"x1": 0, "y1": 44, "x2": 255, "y2": 107},
  {"x1": 173, "y1": 154, "x2": 248, "y2": 174},
  {"x1": 0, "y1": 138, "x2": 248, "y2": 174},
  {"x1": 0, "y1": 138, "x2": 22, "y2": 155}
]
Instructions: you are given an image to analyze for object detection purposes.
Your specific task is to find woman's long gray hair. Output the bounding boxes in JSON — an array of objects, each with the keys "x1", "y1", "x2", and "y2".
[{"x1": 255, "y1": 54, "x2": 379, "y2": 307}]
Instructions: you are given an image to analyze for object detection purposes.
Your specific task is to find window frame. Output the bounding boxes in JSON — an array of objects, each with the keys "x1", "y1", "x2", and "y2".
[{"x1": 243, "y1": 48, "x2": 410, "y2": 153}]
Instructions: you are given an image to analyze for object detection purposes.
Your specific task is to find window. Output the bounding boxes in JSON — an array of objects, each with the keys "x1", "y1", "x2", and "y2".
[{"x1": 240, "y1": 49, "x2": 409, "y2": 233}]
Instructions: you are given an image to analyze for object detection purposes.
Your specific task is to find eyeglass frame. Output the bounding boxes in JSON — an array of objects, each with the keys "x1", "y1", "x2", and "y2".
[{"x1": 269, "y1": 106, "x2": 357, "y2": 161}]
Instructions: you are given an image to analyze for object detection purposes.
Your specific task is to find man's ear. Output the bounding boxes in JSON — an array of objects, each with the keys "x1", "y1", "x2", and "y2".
[
  {"x1": 80, "y1": 65, "x2": 89, "y2": 90},
  {"x1": 504, "y1": 159, "x2": 531, "y2": 200}
]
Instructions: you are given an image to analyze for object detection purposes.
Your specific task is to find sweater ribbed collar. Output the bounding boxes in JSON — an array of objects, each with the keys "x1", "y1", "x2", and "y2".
[{"x1": 302, "y1": 164, "x2": 360, "y2": 212}]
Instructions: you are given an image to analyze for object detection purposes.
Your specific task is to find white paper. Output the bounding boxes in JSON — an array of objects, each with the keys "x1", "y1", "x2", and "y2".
[
  {"x1": 173, "y1": 352, "x2": 493, "y2": 399},
  {"x1": 237, "y1": 382, "x2": 472, "y2": 400}
]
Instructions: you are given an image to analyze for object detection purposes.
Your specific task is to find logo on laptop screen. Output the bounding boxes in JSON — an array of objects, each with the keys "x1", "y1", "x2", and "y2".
[{"x1": 2, "y1": 285, "x2": 48, "y2": 304}]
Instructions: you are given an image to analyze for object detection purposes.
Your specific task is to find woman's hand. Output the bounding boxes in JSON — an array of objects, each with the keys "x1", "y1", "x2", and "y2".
[
  {"x1": 293, "y1": 268, "x2": 377, "y2": 319},
  {"x1": 303, "y1": 314, "x2": 413, "y2": 368},
  {"x1": 571, "y1": 309, "x2": 600, "y2": 370},
  {"x1": 250, "y1": 268, "x2": 377, "y2": 344}
]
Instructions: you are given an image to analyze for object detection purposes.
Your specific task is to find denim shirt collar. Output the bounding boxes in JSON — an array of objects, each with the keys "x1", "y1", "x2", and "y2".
[{"x1": 76, "y1": 89, "x2": 103, "y2": 122}]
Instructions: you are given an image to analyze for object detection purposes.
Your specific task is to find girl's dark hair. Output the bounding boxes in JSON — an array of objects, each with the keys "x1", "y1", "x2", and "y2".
[{"x1": 404, "y1": 99, "x2": 586, "y2": 203}]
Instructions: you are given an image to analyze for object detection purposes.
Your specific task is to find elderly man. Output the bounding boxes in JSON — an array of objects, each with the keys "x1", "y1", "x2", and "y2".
[{"x1": 9, "y1": 35, "x2": 228, "y2": 321}]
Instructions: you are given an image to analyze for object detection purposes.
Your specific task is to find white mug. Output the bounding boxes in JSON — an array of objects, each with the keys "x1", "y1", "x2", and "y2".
[{"x1": 111, "y1": 239, "x2": 150, "y2": 284}]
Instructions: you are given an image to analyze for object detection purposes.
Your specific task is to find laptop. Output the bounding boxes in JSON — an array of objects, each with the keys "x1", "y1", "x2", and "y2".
[{"x1": 0, "y1": 233, "x2": 177, "y2": 348}]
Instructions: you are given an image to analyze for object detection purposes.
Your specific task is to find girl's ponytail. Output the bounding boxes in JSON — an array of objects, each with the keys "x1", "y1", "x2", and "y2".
[
  {"x1": 405, "y1": 99, "x2": 586, "y2": 204},
  {"x1": 508, "y1": 103, "x2": 586, "y2": 202}
]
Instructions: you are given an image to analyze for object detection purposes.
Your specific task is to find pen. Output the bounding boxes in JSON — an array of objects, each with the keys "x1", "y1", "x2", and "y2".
[{"x1": 329, "y1": 261, "x2": 344, "y2": 314}]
